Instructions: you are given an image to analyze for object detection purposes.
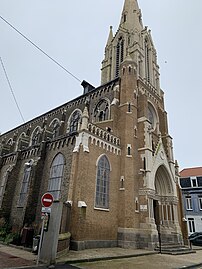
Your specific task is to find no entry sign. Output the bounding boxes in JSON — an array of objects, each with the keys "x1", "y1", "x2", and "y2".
[{"x1": 41, "y1": 193, "x2": 54, "y2": 208}]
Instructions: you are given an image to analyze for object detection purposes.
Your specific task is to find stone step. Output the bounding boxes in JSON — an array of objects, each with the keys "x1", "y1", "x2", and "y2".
[{"x1": 155, "y1": 245, "x2": 196, "y2": 255}]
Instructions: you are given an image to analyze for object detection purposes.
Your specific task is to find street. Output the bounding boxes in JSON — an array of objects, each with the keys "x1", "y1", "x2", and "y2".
[{"x1": 16, "y1": 265, "x2": 80, "y2": 269}]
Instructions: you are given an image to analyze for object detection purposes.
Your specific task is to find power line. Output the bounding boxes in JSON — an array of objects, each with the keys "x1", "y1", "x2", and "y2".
[
  {"x1": 0, "y1": 15, "x2": 82, "y2": 83},
  {"x1": 0, "y1": 57, "x2": 26, "y2": 123}
]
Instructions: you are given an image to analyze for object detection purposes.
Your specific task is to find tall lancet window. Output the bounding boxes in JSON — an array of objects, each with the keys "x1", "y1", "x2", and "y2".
[
  {"x1": 145, "y1": 39, "x2": 150, "y2": 82},
  {"x1": 95, "y1": 155, "x2": 110, "y2": 209},
  {"x1": 18, "y1": 162, "x2": 32, "y2": 207},
  {"x1": 48, "y1": 153, "x2": 64, "y2": 200},
  {"x1": 0, "y1": 169, "x2": 9, "y2": 208},
  {"x1": 115, "y1": 37, "x2": 124, "y2": 77}
]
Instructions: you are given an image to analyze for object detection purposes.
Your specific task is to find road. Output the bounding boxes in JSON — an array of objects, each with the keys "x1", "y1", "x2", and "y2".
[{"x1": 17, "y1": 265, "x2": 80, "y2": 269}]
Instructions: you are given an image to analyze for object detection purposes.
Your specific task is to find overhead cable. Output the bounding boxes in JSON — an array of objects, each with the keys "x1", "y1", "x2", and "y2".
[
  {"x1": 0, "y1": 57, "x2": 25, "y2": 123},
  {"x1": 0, "y1": 15, "x2": 82, "y2": 83}
]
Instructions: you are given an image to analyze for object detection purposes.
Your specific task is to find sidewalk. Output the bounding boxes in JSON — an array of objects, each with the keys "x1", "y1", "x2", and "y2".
[
  {"x1": 0, "y1": 243, "x2": 202, "y2": 269},
  {"x1": 57, "y1": 247, "x2": 156, "y2": 264},
  {"x1": 0, "y1": 243, "x2": 156, "y2": 268}
]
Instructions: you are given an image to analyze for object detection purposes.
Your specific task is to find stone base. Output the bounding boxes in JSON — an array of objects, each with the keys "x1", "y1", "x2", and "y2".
[
  {"x1": 117, "y1": 225, "x2": 183, "y2": 250},
  {"x1": 118, "y1": 228, "x2": 159, "y2": 250},
  {"x1": 70, "y1": 225, "x2": 183, "y2": 251},
  {"x1": 159, "y1": 226, "x2": 183, "y2": 245},
  {"x1": 70, "y1": 240, "x2": 118, "y2": 251}
]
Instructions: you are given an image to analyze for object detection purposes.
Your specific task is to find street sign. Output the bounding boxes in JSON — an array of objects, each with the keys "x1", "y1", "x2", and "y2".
[
  {"x1": 41, "y1": 207, "x2": 51, "y2": 214},
  {"x1": 41, "y1": 193, "x2": 54, "y2": 208}
]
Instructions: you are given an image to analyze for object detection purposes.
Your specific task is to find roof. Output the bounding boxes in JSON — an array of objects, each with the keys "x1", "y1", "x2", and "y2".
[{"x1": 180, "y1": 167, "x2": 202, "y2": 178}]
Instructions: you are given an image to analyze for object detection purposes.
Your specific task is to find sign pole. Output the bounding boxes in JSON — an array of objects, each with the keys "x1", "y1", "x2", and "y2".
[
  {"x1": 36, "y1": 215, "x2": 45, "y2": 266},
  {"x1": 36, "y1": 193, "x2": 54, "y2": 265}
]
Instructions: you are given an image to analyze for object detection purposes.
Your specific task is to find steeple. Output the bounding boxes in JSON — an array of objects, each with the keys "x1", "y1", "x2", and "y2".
[
  {"x1": 120, "y1": 0, "x2": 143, "y2": 31},
  {"x1": 101, "y1": 0, "x2": 160, "y2": 93}
]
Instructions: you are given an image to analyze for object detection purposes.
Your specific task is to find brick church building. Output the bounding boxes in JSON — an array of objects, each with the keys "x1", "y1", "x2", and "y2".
[{"x1": 0, "y1": 0, "x2": 182, "y2": 252}]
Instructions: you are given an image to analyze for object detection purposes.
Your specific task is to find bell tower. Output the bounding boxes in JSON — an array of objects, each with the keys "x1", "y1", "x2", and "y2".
[{"x1": 101, "y1": 0, "x2": 182, "y2": 249}]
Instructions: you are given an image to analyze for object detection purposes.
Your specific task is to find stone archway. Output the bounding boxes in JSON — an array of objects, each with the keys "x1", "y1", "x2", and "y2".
[
  {"x1": 155, "y1": 165, "x2": 173, "y2": 197},
  {"x1": 153, "y1": 165, "x2": 179, "y2": 243},
  {"x1": 154, "y1": 165, "x2": 175, "y2": 226}
]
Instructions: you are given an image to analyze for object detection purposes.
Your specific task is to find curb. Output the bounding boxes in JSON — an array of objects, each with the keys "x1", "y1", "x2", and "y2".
[{"x1": 177, "y1": 263, "x2": 202, "y2": 269}]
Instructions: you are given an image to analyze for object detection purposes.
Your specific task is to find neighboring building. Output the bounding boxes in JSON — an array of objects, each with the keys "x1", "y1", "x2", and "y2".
[
  {"x1": 180, "y1": 167, "x2": 202, "y2": 235},
  {"x1": 0, "y1": 0, "x2": 182, "y2": 252}
]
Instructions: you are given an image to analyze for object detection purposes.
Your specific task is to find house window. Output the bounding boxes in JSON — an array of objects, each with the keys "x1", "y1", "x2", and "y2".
[
  {"x1": 191, "y1": 177, "x2": 198, "y2": 188},
  {"x1": 188, "y1": 218, "x2": 195, "y2": 233},
  {"x1": 69, "y1": 110, "x2": 81, "y2": 133},
  {"x1": 48, "y1": 153, "x2": 64, "y2": 200},
  {"x1": 186, "y1": 195, "x2": 192, "y2": 210},
  {"x1": 18, "y1": 165, "x2": 32, "y2": 207},
  {"x1": 0, "y1": 170, "x2": 9, "y2": 208},
  {"x1": 95, "y1": 155, "x2": 110, "y2": 209},
  {"x1": 198, "y1": 196, "x2": 202, "y2": 210}
]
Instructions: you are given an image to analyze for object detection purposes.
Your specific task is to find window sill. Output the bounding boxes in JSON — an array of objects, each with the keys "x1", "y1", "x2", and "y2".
[{"x1": 94, "y1": 207, "x2": 109, "y2": 212}]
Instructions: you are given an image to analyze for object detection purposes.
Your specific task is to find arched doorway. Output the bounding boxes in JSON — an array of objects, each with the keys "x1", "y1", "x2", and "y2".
[{"x1": 153, "y1": 165, "x2": 176, "y2": 232}]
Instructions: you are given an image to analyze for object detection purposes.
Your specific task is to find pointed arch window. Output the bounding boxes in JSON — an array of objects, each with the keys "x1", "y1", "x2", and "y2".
[
  {"x1": 50, "y1": 119, "x2": 60, "y2": 139},
  {"x1": 148, "y1": 103, "x2": 157, "y2": 130},
  {"x1": 31, "y1": 128, "x2": 41, "y2": 146},
  {"x1": 93, "y1": 99, "x2": 110, "y2": 122},
  {"x1": 18, "y1": 163, "x2": 32, "y2": 207},
  {"x1": 115, "y1": 37, "x2": 124, "y2": 77},
  {"x1": 145, "y1": 39, "x2": 150, "y2": 82},
  {"x1": 0, "y1": 170, "x2": 9, "y2": 208},
  {"x1": 69, "y1": 110, "x2": 81, "y2": 134},
  {"x1": 16, "y1": 133, "x2": 29, "y2": 151},
  {"x1": 95, "y1": 155, "x2": 110, "y2": 209},
  {"x1": 48, "y1": 153, "x2": 64, "y2": 200}
]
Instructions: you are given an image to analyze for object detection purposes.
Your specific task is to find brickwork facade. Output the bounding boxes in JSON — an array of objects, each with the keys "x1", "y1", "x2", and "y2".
[{"x1": 0, "y1": 0, "x2": 182, "y2": 252}]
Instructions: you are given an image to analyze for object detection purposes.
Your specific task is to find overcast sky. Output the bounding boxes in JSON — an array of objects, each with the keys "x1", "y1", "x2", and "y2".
[{"x1": 0, "y1": 0, "x2": 201, "y2": 170}]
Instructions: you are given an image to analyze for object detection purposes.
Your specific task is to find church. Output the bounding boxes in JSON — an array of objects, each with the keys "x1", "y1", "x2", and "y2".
[{"x1": 0, "y1": 0, "x2": 182, "y2": 252}]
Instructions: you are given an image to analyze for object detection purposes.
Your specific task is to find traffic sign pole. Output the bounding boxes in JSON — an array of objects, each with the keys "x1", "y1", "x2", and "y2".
[
  {"x1": 37, "y1": 193, "x2": 54, "y2": 265},
  {"x1": 36, "y1": 215, "x2": 45, "y2": 266}
]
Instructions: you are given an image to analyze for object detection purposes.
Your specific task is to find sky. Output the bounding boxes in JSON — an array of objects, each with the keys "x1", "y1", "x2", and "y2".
[{"x1": 0, "y1": 0, "x2": 201, "y2": 170}]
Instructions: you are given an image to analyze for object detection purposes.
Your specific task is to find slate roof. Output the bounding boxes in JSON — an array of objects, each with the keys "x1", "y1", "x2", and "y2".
[{"x1": 180, "y1": 167, "x2": 202, "y2": 178}]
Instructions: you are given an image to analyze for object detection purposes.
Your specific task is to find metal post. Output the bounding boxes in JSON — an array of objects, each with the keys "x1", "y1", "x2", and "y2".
[{"x1": 36, "y1": 216, "x2": 45, "y2": 266}]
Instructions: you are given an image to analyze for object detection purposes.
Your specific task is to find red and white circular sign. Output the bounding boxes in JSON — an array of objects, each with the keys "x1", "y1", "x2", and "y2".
[{"x1": 41, "y1": 193, "x2": 54, "y2": 208}]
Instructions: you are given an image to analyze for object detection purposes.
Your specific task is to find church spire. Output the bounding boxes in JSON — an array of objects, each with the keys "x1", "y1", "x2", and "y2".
[
  {"x1": 107, "y1": 26, "x2": 113, "y2": 46},
  {"x1": 120, "y1": 0, "x2": 143, "y2": 31},
  {"x1": 101, "y1": 0, "x2": 160, "y2": 91}
]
